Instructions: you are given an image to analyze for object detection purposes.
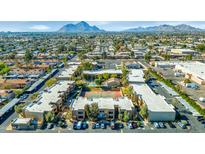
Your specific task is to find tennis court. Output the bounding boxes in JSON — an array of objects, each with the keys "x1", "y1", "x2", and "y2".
[{"x1": 83, "y1": 89, "x2": 122, "y2": 99}]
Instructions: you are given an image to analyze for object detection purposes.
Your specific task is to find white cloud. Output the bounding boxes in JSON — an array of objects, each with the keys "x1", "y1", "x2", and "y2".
[{"x1": 30, "y1": 25, "x2": 50, "y2": 30}]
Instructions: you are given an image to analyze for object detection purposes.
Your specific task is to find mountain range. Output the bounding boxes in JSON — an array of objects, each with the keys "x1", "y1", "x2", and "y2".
[
  {"x1": 58, "y1": 21, "x2": 104, "y2": 33},
  {"x1": 58, "y1": 21, "x2": 205, "y2": 33},
  {"x1": 123, "y1": 24, "x2": 203, "y2": 32}
]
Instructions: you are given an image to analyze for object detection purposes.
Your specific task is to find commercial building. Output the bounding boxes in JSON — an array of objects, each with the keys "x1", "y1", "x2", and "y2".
[
  {"x1": 175, "y1": 61, "x2": 205, "y2": 85},
  {"x1": 128, "y1": 68, "x2": 176, "y2": 121},
  {"x1": 57, "y1": 65, "x2": 78, "y2": 80},
  {"x1": 171, "y1": 49, "x2": 198, "y2": 55},
  {"x1": 72, "y1": 97, "x2": 134, "y2": 120},
  {"x1": 132, "y1": 84, "x2": 176, "y2": 121},
  {"x1": 83, "y1": 69, "x2": 122, "y2": 76},
  {"x1": 24, "y1": 80, "x2": 75, "y2": 123}
]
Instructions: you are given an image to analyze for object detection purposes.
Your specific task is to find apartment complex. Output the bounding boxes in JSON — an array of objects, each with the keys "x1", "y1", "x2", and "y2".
[
  {"x1": 128, "y1": 68, "x2": 176, "y2": 121},
  {"x1": 24, "y1": 80, "x2": 75, "y2": 123},
  {"x1": 72, "y1": 97, "x2": 134, "y2": 120}
]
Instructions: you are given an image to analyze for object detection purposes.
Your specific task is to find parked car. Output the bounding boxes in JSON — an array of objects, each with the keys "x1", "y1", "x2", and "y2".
[
  {"x1": 73, "y1": 121, "x2": 78, "y2": 130},
  {"x1": 117, "y1": 123, "x2": 124, "y2": 129},
  {"x1": 178, "y1": 122, "x2": 186, "y2": 129},
  {"x1": 47, "y1": 123, "x2": 54, "y2": 129},
  {"x1": 127, "y1": 121, "x2": 133, "y2": 129},
  {"x1": 76, "y1": 121, "x2": 82, "y2": 130},
  {"x1": 59, "y1": 121, "x2": 67, "y2": 128},
  {"x1": 153, "y1": 122, "x2": 160, "y2": 128},
  {"x1": 110, "y1": 121, "x2": 116, "y2": 130},
  {"x1": 159, "y1": 122, "x2": 165, "y2": 128},
  {"x1": 81, "y1": 122, "x2": 88, "y2": 129},
  {"x1": 92, "y1": 122, "x2": 100, "y2": 129},
  {"x1": 197, "y1": 116, "x2": 204, "y2": 122},
  {"x1": 20, "y1": 94, "x2": 29, "y2": 100},
  {"x1": 100, "y1": 123, "x2": 106, "y2": 129}
]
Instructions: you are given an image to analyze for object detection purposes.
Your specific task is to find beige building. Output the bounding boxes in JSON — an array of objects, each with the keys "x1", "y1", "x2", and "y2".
[
  {"x1": 24, "y1": 80, "x2": 75, "y2": 124},
  {"x1": 72, "y1": 97, "x2": 134, "y2": 120},
  {"x1": 171, "y1": 49, "x2": 197, "y2": 55},
  {"x1": 175, "y1": 61, "x2": 205, "y2": 85}
]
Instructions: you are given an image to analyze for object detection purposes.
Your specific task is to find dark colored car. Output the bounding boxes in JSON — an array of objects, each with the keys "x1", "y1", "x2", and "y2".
[
  {"x1": 81, "y1": 122, "x2": 88, "y2": 129},
  {"x1": 73, "y1": 121, "x2": 78, "y2": 130},
  {"x1": 132, "y1": 122, "x2": 138, "y2": 129},
  {"x1": 117, "y1": 123, "x2": 124, "y2": 129},
  {"x1": 47, "y1": 123, "x2": 54, "y2": 129}
]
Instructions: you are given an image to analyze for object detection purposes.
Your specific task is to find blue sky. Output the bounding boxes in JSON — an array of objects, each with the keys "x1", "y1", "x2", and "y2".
[{"x1": 1, "y1": 21, "x2": 205, "y2": 32}]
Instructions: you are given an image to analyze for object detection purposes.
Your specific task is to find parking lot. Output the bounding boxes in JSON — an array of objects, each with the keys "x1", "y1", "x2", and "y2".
[
  {"x1": 146, "y1": 78, "x2": 205, "y2": 133},
  {"x1": 153, "y1": 67, "x2": 205, "y2": 108}
]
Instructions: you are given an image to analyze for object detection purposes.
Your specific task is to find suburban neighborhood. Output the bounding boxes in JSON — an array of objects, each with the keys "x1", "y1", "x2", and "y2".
[{"x1": 1, "y1": 21, "x2": 205, "y2": 133}]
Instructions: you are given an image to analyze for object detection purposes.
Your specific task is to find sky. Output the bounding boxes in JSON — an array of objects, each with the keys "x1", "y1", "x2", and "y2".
[{"x1": 1, "y1": 21, "x2": 205, "y2": 32}]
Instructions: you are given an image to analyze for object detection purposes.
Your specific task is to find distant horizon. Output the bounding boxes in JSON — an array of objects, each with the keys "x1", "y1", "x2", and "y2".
[{"x1": 1, "y1": 21, "x2": 205, "y2": 32}]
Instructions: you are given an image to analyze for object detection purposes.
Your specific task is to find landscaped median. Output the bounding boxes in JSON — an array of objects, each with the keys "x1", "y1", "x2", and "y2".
[{"x1": 148, "y1": 68, "x2": 205, "y2": 117}]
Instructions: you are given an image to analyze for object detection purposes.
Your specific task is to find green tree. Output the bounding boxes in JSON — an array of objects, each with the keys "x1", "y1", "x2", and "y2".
[
  {"x1": 118, "y1": 113, "x2": 123, "y2": 121},
  {"x1": 103, "y1": 73, "x2": 110, "y2": 80},
  {"x1": 95, "y1": 78, "x2": 102, "y2": 85},
  {"x1": 45, "y1": 78, "x2": 57, "y2": 87},
  {"x1": 196, "y1": 44, "x2": 205, "y2": 52},
  {"x1": 123, "y1": 111, "x2": 130, "y2": 122},
  {"x1": 144, "y1": 51, "x2": 151, "y2": 62},
  {"x1": 44, "y1": 111, "x2": 55, "y2": 123},
  {"x1": 58, "y1": 45, "x2": 67, "y2": 53},
  {"x1": 14, "y1": 104, "x2": 25, "y2": 116},
  {"x1": 183, "y1": 78, "x2": 191, "y2": 84},
  {"x1": 89, "y1": 103, "x2": 99, "y2": 121},
  {"x1": 31, "y1": 92, "x2": 39, "y2": 100},
  {"x1": 63, "y1": 56, "x2": 68, "y2": 66},
  {"x1": 0, "y1": 62, "x2": 10, "y2": 75},
  {"x1": 185, "y1": 54, "x2": 192, "y2": 60},
  {"x1": 84, "y1": 104, "x2": 91, "y2": 119},
  {"x1": 24, "y1": 50, "x2": 33, "y2": 64},
  {"x1": 111, "y1": 74, "x2": 118, "y2": 78},
  {"x1": 64, "y1": 109, "x2": 73, "y2": 121},
  {"x1": 140, "y1": 104, "x2": 148, "y2": 119}
]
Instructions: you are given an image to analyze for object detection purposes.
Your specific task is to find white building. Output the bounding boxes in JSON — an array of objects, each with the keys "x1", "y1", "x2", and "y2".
[
  {"x1": 128, "y1": 69, "x2": 145, "y2": 83},
  {"x1": 175, "y1": 61, "x2": 205, "y2": 85},
  {"x1": 171, "y1": 49, "x2": 198, "y2": 55},
  {"x1": 72, "y1": 97, "x2": 134, "y2": 120},
  {"x1": 24, "y1": 80, "x2": 75, "y2": 123},
  {"x1": 128, "y1": 68, "x2": 176, "y2": 121},
  {"x1": 132, "y1": 84, "x2": 176, "y2": 121},
  {"x1": 57, "y1": 65, "x2": 78, "y2": 80},
  {"x1": 83, "y1": 69, "x2": 122, "y2": 76}
]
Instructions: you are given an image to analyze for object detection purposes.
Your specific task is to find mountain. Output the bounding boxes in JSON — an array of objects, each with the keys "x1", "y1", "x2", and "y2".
[
  {"x1": 124, "y1": 24, "x2": 203, "y2": 33},
  {"x1": 58, "y1": 21, "x2": 105, "y2": 33}
]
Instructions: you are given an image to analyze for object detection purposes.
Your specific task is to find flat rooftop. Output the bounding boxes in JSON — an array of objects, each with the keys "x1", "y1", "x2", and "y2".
[
  {"x1": 83, "y1": 69, "x2": 122, "y2": 75},
  {"x1": 132, "y1": 83, "x2": 175, "y2": 112},
  {"x1": 57, "y1": 65, "x2": 78, "y2": 79},
  {"x1": 13, "y1": 118, "x2": 31, "y2": 124},
  {"x1": 175, "y1": 61, "x2": 205, "y2": 80},
  {"x1": 73, "y1": 97, "x2": 134, "y2": 111},
  {"x1": 25, "y1": 81, "x2": 73, "y2": 113},
  {"x1": 128, "y1": 69, "x2": 145, "y2": 83}
]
